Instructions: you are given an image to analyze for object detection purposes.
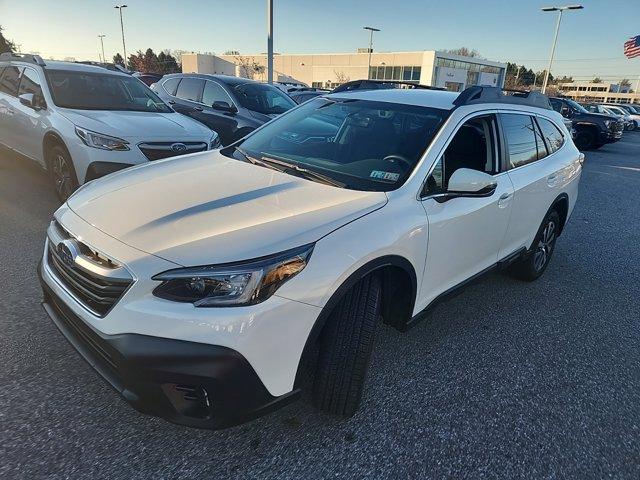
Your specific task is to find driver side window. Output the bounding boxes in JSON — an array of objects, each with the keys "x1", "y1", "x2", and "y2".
[{"x1": 424, "y1": 114, "x2": 499, "y2": 195}]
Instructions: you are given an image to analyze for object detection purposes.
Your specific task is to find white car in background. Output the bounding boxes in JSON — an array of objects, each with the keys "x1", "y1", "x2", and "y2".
[
  {"x1": 603, "y1": 104, "x2": 640, "y2": 131},
  {"x1": 0, "y1": 53, "x2": 219, "y2": 201},
  {"x1": 39, "y1": 85, "x2": 582, "y2": 429}
]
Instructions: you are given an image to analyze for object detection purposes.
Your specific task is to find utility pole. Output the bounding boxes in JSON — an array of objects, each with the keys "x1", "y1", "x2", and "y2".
[
  {"x1": 114, "y1": 5, "x2": 128, "y2": 68},
  {"x1": 98, "y1": 35, "x2": 106, "y2": 63},
  {"x1": 515, "y1": 65, "x2": 522, "y2": 86},
  {"x1": 541, "y1": 4, "x2": 583, "y2": 94},
  {"x1": 267, "y1": 0, "x2": 273, "y2": 84},
  {"x1": 363, "y1": 26, "x2": 380, "y2": 80}
]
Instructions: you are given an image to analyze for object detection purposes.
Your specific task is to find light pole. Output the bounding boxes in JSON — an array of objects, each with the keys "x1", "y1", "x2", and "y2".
[
  {"x1": 98, "y1": 34, "x2": 106, "y2": 63},
  {"x1": 541, "y1": 4, "x2": 583, "y2": 94},
  {"x1": 114, "y1": 5, "x2": 128, "y2": 68},
  {"x1": 267, "y1": 0, "x2": 273, "y2": 84},
  {"x1": 364, "y1": 26, "x2": 380, "y2": 80}
]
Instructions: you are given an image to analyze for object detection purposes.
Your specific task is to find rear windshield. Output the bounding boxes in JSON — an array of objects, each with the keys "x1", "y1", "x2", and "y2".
[
  {"x1": 225, "y1": 97, "x2": 449, "y2": 191},
  {"x1": 45, "y1": 69, "x2": 172, "y2": 112},
  {"x1": 233, "y1": 83, "x2": 296, "y2": 115}
]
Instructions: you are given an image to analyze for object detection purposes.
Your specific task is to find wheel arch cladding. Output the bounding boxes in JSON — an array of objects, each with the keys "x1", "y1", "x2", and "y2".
[
  {"x1": 294, "y1": 255, "x2": 417, "y2": 388},
  {"x1": 551, "y1": 193, "x2": 569, "y2": 235},
  {"x1": 43, "y1": 132, "x2": 68, "y2": 168}
]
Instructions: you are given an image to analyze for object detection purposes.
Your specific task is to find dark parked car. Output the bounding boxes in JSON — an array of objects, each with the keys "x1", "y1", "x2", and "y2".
[
  {"x1": 133, "y1": 72, "x2": 163, "y2": 87},
  {"x1": 152, "y1": 74, "x2": 297, "y2": 145},
  {"x1": 549, "y1": 97, "x2": 623, "y2": 150}
]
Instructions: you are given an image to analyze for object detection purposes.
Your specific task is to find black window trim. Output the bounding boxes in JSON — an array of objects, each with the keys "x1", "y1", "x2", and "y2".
[
  {"x1": 533, "y1": 114, "x2": 566, "y2": 157},
  {"x1": 497, "y1": 111, "x2": 545, "y2": 172},
  {"x1": 419, "y1": 109, "x2": 504, "y2": 200}
]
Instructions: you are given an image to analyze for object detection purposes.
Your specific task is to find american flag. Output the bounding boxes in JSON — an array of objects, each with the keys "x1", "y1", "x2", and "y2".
[{"x1": 624, "y1": 35, "x2": 640, "y2": 59}]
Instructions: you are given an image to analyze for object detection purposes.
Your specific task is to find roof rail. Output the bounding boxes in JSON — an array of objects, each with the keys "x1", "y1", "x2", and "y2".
[
  {"x1": 74, "y1": 61, "x2": 133, "y2": 74},
  {"x1": 0, "y1": 52, "x2": 46, "y2": 67},
  {"x1": 453, "y1": 86, "x2": 551, "y2": 110},
  {"x1": 331, "y1": 79, "x2": 446, "y2": 94}
]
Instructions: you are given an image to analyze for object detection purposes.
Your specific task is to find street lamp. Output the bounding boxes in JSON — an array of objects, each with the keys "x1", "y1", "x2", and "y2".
[
  {"x1": 98, "y1": 34, "x2": 106, "y2": 63},
  {"x1": 267, "y1": 0, "x2": 273, "y2": 84},
  {"x1": 114, "y1": 5, "x2": 128, "y2": 67},
  {"x1": 540, "y1": 4, "x2": 583, "y2": 94},
  {"x1": 364, "y1": 26, "x2": 380, "y2": 80}
]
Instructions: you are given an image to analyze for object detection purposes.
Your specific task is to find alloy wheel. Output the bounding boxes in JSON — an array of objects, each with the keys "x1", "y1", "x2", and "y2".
[
  {"x1": 533, "y1": 220, "x2": 556, "y2": 272},
  {"x1": 52, "y1": 153, "x2": 73, "y2": 200}
]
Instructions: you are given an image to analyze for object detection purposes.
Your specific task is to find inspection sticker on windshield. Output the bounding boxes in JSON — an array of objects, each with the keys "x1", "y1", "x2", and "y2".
[{"x1": 370, "y1": 170, "x2": 400, "y2": 181}]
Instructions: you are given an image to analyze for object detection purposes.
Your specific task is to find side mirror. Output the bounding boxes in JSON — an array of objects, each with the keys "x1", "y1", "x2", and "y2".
[
  {"x1": 433, "y1": 168, "x2": 497, "y2": 201},
  {"x1": 19, "y1": 93, "x2": 36, "y2": 109},
  {"x1": 212, "y1": 100, "x2": 237, "y2": 113}
]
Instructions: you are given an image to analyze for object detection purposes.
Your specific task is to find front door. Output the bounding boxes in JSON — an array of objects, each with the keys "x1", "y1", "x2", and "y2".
[
  {"x1": 12, "y1": 67, "x2": 47, "y2": 164},
  {"x1": 418, "y1": 113, "x2": 514, "y2": 307}
]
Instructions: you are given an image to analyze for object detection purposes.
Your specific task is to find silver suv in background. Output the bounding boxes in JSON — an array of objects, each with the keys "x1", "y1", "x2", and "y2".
[{"x1": 0, "y1": 53, "x2": 218, "y2": 201}]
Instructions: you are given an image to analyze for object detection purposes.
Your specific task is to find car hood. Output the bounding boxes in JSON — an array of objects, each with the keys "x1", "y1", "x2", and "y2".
[
  {"x1": 574, "y1": 112, "x2": 618, "y2": 123},
  {"x1": 58, "y1": 109, "x2": 211, "y2": 140},
  {"x1": 67, "y1": 151, "x2": 387, "y2": 266}
]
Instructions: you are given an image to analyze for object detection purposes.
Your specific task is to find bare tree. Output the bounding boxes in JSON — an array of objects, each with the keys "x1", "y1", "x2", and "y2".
[
  {"x1": 235, "y1": 56, "x2": 265, "y2": 80},
  {"x1": 444, "y1": 47, "x2": 482, "y2": 58},
  {"x1": 333, "y1": 70, "x2": 350, "y2": 85}
]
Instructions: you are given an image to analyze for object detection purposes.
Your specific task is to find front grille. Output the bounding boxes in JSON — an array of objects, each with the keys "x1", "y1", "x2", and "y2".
[
  {"x1": 46, "y1": 221, "x2": 133, "y2": 317},
  {"x1": 138, "y1": 142, "x2": 208, "y2": 161}
]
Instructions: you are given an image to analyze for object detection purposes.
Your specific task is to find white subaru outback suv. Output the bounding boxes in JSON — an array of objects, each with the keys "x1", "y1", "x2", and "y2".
[
  {"x1": 0, "y1": 53, "x2": 218, "y2": 201},
  {"x1": 38, "y1": 85, "x2": 583, "y2": 429}
]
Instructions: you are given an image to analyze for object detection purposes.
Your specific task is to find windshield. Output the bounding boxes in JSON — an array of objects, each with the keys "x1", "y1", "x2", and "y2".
[
  {"x1": 46, "y1": 70, "x2": 172, "y2": 112},
  {"x1": 233, "y1": 83, "x2": 297, "y2": 115},
  {"x1": 565, "y1": 99, "x2": 588, "y2": 113},
  {"x1": 223, "y1": 97, "x2": 448, "y2": 192}
]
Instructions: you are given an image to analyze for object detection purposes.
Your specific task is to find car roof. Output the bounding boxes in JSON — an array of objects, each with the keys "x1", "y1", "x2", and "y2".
[
  {"x1": 325, "y1": 88, "x2": 460, "y2": 110},
  {"x1": 165, "y1": 73, "x2": 263, "y2": 86},
  {"x1": 0, "y1": 59, "x2": 129, "y2": 76}
]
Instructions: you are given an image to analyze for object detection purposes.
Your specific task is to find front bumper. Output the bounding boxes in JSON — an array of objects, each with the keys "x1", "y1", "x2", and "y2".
[{"x1": 39, "y1": 264, "x2": 300, "y2": 429}]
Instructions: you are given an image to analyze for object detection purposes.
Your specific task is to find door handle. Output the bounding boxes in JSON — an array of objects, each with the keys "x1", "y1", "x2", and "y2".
[
  {"x1": 499, "y1": 192, "x2": 511, "y2": 200},
  {"x1": 547, "y1": 173, "x2": 559, "y2": 186},
  {"x1": 498, "y1": 192, "x2": 512, "y2": 208},
  {"x1": 193, "y1": 106, "x2": 204, "y2": 112},
  {"x1": 167, "y1": 100, "x2": 175, "y2": 105}
]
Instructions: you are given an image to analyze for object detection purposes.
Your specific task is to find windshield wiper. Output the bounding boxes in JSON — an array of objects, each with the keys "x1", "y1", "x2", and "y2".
[
  {"x1": 234, "y1": 146, "x2": 284, "y2": 173},
  {"x1": 259, "y1": 155, "x2": 346, "y2": 188}
]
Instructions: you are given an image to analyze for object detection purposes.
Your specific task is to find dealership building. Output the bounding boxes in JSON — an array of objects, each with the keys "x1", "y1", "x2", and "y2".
[
  {"x1": 181, "y1": 50, "x2": 506, "y2": 91},
  {"x1": 557, "y1": 81, "x2": 640, "y2": 105}
]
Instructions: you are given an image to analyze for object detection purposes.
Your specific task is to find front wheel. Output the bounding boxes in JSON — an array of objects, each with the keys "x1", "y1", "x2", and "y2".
[
  {"x1": 48, "y1": 145, "x2": 79, "y2": 202},
  {"x1": 312, "y1": 274, "x2": 382, "y2": 416},
  {"x1": 509, "y1": 210, "x2": 560, "y2": 282},
  {"x1": 574, "y1": 129, "x2": 594, "y2": 150}
]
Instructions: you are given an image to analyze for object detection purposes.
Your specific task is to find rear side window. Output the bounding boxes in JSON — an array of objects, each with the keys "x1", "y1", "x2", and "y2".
[
  {"x1": 0, "y1": 66, "x2": 23, "y2": 96},
  {"x1": 162, "y1": 77, "x2": 180, "y2": 96},
  {"x1": 536, "y1": 117, "x2": 565, "y2": 154},
  {"x1": 202, "y1": 80, "x2": 233, "y2": 107},
  {"x1": 175, "y1": 78, "x2": 204, "y2": 102},
  {"x1": 501, "y1": 113, "x2": 538, "y2": 169}
]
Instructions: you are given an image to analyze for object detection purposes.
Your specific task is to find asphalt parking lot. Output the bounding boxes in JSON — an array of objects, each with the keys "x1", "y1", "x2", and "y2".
[{"x1": 1, "y1": 134, "x2": 639, "y2": 480}]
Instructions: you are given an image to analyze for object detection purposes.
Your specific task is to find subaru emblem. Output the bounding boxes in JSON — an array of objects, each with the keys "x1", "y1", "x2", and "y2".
[
  {"x1": 171, "y1": 143, "x2": 187, "y2": 153},
  {"x1": 57, "y1": 239, "x2": 80, "y2": 267}
]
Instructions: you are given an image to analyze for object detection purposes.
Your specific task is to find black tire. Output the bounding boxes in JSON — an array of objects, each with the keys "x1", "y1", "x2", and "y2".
[
  {"x1": 47, "y1": 144, "x2": 79, "y2": 202},
  {"x1": 312, "y1": 274, "x2": 382, "y2": 416},
  {"x1": 574, "y1": 128, "x2": 595, "y2": 151},
  {"x1": 509, "y1": 210, "x2": 560, "y2": 282}
]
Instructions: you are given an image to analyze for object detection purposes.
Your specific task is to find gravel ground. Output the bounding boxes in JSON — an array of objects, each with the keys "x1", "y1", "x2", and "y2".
[{"x1": 1, "y1": 134, "x2": 639, "y2": 479}]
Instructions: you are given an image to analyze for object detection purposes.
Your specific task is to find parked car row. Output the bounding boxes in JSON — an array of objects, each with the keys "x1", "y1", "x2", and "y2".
[
  {"x1": 548, "y1": 96, "x2": 626, "y2": 150},
  {"x1": 582, "y1": 102, "x2": 640, "y2": 131}
]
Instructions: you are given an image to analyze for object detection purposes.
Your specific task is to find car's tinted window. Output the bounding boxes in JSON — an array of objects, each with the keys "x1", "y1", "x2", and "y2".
[
  {"x1": 501, "y1": 113, "x2": 539, "y2": 169},
  {"x1": 532, "y1": 117, "x2": 548, "y2": 160},
  {"x1": 162, "y1": 77, "x2": 180, "y2": 96},
  {"x1": 175, "y1": 77, "x2": 204, "y2": 102},
  {"x1": 202, "y1": 80, "x2": 233, "y2": 107},
  {"x1": 18, "y1": 68, "x2": 44, "y2": 104},
  {"x1": 0, "y1": 66, "x2": 23, "y2": 96},
  {"x1": 225, "y1": 98, "x2": 448, "y2": 192},
  {"x1": 549, "y1": 98, "x2": 563, "y2": 113},
  {"x1": 233, "y1": 83, "x2": 296, "y2": 115},
  {"x1": 536, "y1": 117, "x2": 565, "y2": 154}
]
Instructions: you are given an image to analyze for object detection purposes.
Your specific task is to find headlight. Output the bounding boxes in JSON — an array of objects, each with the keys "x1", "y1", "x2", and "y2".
[
  {"x1": 152, "y1": 243, "x2": 314, "y2": 307},
  {"x1": 75, "y1": 126, "x2": 130, "y2": 151},
  {"x1": 209, "y1": 132, "x2": 222, "y2": 150}
]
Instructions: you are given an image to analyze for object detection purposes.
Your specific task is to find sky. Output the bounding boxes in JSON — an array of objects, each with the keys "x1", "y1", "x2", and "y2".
[{"x1": 1, "y1": 0, "x2": 639, "y2": 82}]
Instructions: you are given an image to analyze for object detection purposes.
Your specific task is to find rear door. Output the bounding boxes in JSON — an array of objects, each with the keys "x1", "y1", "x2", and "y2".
[
  {"x1": 498, "y1": 112, "x2": 570, "y2": 256},
  {"x1": 172, "y1": 77, "x2": 205, "y2": 118},
  {"x1": 191, "y1": 80, "x2": 240, "y2": 145}
]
